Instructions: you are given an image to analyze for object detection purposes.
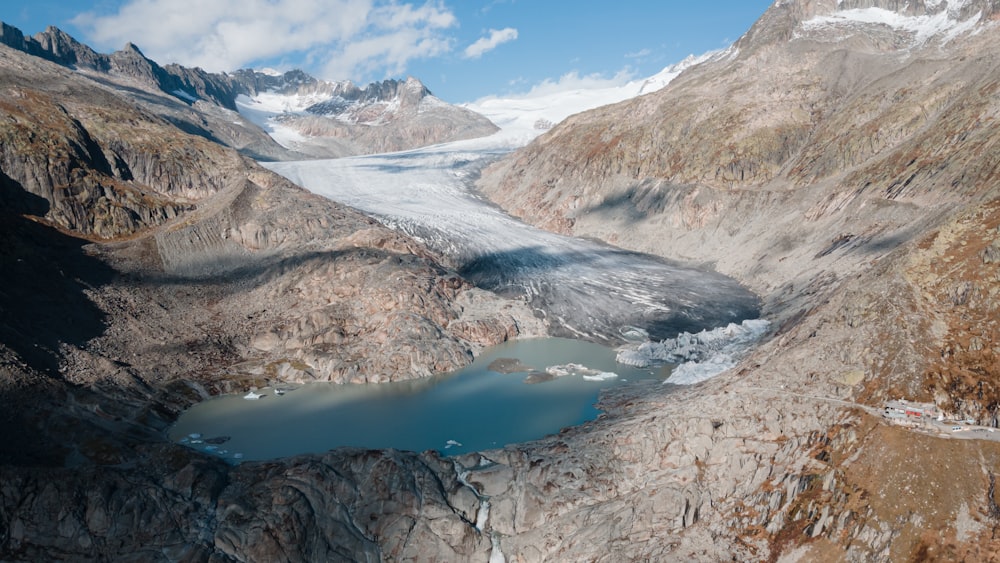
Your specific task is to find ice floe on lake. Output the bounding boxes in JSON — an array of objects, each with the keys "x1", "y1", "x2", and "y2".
[
  {"x1": 545, "y1": 363, "x2": 619, "y2": 382},
  {"x1": 616, "y1": 319, "x2": 771, "y2": 385}
]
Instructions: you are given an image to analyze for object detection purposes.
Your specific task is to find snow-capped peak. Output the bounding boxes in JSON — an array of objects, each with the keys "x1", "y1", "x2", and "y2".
[
  {"x1": 636, "y1": 48, "x2": 734, "y2": 95},
  {"x1": 461, "y1": 51, "x2": 721, "y2": 149},
  {"x1": 800, "y1": 0, "x2": 987, "y2": 46}
]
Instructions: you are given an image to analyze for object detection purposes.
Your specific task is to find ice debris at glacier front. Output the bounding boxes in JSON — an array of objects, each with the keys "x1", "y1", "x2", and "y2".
[{"x1": 616, "y1": 319, "x2": 770, "y2": 385}]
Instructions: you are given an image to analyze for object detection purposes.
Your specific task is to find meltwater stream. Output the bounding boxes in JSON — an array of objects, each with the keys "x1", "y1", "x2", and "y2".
[{"x1": 264, "y1": 138, "x2": 759, "y2": 343}]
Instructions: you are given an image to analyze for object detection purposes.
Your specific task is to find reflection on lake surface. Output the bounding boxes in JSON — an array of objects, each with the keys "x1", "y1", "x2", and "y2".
[{"x1": 170, "y1": 337, "x2": 671, "y2": 462}]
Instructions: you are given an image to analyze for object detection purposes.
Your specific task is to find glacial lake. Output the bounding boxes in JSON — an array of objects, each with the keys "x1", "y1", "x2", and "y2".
[{"x1": 170, "y1": 337, "x2": 671, "y2": 462}]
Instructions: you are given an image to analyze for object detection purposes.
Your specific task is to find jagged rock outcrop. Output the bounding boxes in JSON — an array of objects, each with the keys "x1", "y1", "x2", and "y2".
[{"x1": 0, "y1": 46, "x2": 245, "y2": 238}]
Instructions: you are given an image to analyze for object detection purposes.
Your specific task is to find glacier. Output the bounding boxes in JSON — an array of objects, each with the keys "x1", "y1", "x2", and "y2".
[
  {"x1": 262, "y1": 60, "x2": 763, "y2": 374},
  {"x1": 264, "y1": 138, "x2": 759, "y2": 344}
]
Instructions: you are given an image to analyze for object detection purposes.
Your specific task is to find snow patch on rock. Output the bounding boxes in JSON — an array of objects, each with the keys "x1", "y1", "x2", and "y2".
[{"x1": 801, "y1": 5, "x2": 983, "y2": 45}]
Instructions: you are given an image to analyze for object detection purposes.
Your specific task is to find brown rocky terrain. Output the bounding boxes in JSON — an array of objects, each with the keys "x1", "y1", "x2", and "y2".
[
  {"x1": 471, "y1": 0, "x2": 1000, "y2": 559},
  {"x1": 5, "y1": 1, "x2": 1000, "y2": 562}
]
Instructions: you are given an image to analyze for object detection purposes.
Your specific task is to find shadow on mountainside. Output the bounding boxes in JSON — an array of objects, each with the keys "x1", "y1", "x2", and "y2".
[
  {"x1": 0, "y1": 170, "x2": 135, "y2": 467},
  {"x1": 457, "y1": 246, "x2": 600, "y2": 293},
  {"x1": 459, "y1": 246, "x2": 760, "y2": 342},
  {"x1": 0, "y1": 169, "x2": 115, "y2": 375},
  {"x1": 579, "y1": 181, "x2": 694, "y2": 223},
  {"x1": 141, "y1": 247, "x2": 400, "y2": 290}
]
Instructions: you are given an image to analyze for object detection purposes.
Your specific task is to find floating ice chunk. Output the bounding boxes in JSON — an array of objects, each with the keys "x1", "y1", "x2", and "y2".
[
  {"x1": 188, "y1": 433, "x2": 202, "y2": 439},
  {"x1": 445, "y1": 439, "x2": 463, "y2": 449},
  {"x1": 545, "y1": 363, "x2": 582, "y2": 378},
  {"x1": 582, "y1": 371, "x2": 619, "y2": 382},
  {"x1": 617, "y1": 319, "x2": 770, "y2": 384},
  {"x1": 545, "y1": 363, "x2": 618, "y2": 382}
]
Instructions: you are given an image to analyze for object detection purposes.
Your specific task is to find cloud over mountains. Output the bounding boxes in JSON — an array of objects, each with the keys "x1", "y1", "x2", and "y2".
[
  {"x1": 463, "y1": 27, "x2": 518, "y2": 59},
  {"x1": 73, "y1": 0, "x2": 458, "y2": 79}
]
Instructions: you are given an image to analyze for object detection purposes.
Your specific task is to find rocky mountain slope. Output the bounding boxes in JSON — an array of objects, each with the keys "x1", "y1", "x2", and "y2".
[
  {"x1": 471, "y1": 0, "x2": 1000, "y2": 559},
  {"x1": 0, "y1": 21, "x2": 497, "y2": 161}
]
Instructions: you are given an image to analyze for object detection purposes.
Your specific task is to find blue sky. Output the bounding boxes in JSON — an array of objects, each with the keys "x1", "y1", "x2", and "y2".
[{"x1": 3, "y1": 1, "x2": 773, "y2": 103}]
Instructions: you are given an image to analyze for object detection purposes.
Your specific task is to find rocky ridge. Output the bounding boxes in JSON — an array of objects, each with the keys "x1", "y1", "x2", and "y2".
[
  {"x1": 0, "y1": 21, "x2": 497, "y2": 161},
  {"x1": 243, "y1": 74, "x2": 499, "y2": 159}
]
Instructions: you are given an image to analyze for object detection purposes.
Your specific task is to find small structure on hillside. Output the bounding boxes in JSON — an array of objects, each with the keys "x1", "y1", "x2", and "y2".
[{"x1": 883, "y1": 399, "x2": 941, "y2": 425}]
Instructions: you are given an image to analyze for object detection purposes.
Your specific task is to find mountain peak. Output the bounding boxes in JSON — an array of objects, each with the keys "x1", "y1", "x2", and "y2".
[
  {"x1": 740, "y1": 0, "x2": 996, "y2": 51},
  {"x1": 122, "y1": 42, "x2": 145, "y2": 56}
]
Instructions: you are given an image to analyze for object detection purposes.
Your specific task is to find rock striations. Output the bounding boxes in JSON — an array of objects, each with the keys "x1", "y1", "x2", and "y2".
[{"x1": 3, "y1": 1, "x2": 1000, "y2": 561}]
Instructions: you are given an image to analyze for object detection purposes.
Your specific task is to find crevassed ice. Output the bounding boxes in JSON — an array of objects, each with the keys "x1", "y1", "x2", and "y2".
[{"x1": 616, "y1": 319, "x2": 770, "y2": 385}]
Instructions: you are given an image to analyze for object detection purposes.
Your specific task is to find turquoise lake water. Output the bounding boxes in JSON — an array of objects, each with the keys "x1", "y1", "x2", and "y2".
[{"x1": 170, "y1": 337, "x2": 671, "y2": 462}]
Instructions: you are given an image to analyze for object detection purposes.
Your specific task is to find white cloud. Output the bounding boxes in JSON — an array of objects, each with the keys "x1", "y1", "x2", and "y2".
[
  {"x1": 71, "y1": 0, "x2": 457, "y2": 80},
  {"x1": 513, "y1": 68, "x2": 636, "y2": 98},
  {"x1": 463, "y1": 27, "x2": 518, "y2": 59}
]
